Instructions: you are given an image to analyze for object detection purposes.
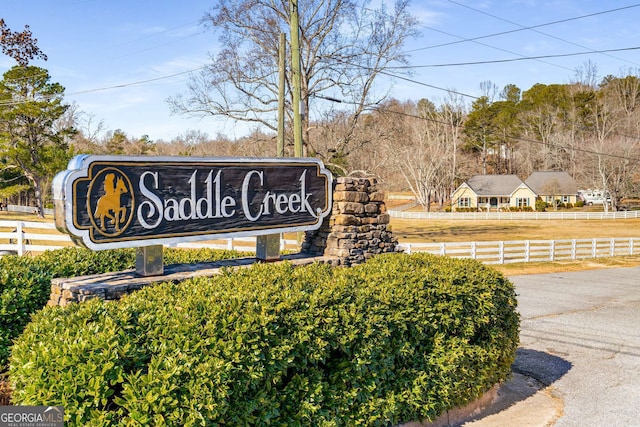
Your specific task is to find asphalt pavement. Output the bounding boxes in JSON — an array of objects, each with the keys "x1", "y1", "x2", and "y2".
[
  {"x1": 412, "y1": 265, "x2": 640, "y2": 427},
  {"x1": 511, "y1": 266, "x2": 640, "y2": 427}
]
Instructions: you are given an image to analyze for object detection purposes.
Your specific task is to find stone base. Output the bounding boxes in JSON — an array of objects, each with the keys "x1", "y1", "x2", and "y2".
[{"x1": 303, "y1": 176, "x2": 399, "y2": 265}]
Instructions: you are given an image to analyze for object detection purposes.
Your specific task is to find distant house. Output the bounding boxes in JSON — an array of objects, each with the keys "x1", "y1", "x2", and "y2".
[
  {"x1": 524, "y1": 171, "x2": 579, "y2": 206},
  {"x1": 451, "y1": 171, "x2": 578, "y2": 211},
  {"x1": 451, "y1": 174, "x2": 536, "y2": 211}
]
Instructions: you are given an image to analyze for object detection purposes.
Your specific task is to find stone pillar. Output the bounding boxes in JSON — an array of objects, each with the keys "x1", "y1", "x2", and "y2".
[{"x1": 302, "y1": 177, "x2": 398, "y2": 265}]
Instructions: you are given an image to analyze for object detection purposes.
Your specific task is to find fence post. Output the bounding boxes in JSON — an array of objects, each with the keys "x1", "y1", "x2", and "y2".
[
  {"x1": 630, "y1": 238, "x2": 634, "y2": 256},
  {"x1": 471, "y1": 242, "x2": 476, "y2": 259},
  {"x1": 226, "y1": 238, "x2": 233, "y2": 250},
  {"x1": 524, "y1": 240, "x2": 530, "y2": 262},
  {"x1": 592, "y1": 238, "x2": 597, "y2": 258},
  {"x1": 405, "y1": 243, "x2": 412, "y2": 254},
  {"x1": 610, "y1": 238, "x2": 615, "y2": 257},
  {"x1": 549, "y1": 240, "x2": 555, "y2": 262},
  {"x1": 571, "y1": 239, "x2": 576, "y2": 259},
  {"x1": 17, "y1": 221, "x2": 24, "y2": 256},
  {"x1": 440, "y1": 242, "x2": 446, "y2": 256},
  {"x1": 499, "y1": 241, "x2": 504, "y2": 264}
]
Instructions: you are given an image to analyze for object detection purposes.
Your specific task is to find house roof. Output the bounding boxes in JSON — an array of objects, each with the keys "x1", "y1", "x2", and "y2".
[
  {"x1": 464, "y1": 174, "x2": 524, "y2": 196},
  {"x1": 525, "y1": 171, "x2": 577, "y2": 195}
]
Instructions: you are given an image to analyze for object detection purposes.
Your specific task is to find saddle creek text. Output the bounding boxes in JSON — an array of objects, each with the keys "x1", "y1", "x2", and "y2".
[{"x1": 137, "y1": 169, "x2": 321, "y2": 229}]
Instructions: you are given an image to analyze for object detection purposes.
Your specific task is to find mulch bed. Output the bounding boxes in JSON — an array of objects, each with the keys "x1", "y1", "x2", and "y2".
[{"x1": 0, "y1": 377, "x2": 12, "y2": 405}]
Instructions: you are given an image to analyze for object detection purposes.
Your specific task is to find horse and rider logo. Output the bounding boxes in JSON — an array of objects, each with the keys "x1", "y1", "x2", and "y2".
[{"x1": 87, "y1": 168, "x2": 134, "y2": 237}]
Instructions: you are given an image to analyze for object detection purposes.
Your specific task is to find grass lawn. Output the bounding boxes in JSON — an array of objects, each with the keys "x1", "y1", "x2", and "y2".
[
  {"x1": 390, "y1": 218, "x2": 640, "y2": 243},
  {"x1": 389, "y1": 217, "x2": 640, "y2": 274},
  {"x1": 0, "y1": 211, "x2": 52, "y2": 222},
  {"x1": 491, "y1": 255, "x2": 640, "y2": 275}
]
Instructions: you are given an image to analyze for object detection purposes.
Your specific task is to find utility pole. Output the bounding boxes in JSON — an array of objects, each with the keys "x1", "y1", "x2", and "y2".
[
  {"x1": 277, "y1": 32, "x2": 286, "y2": 158},
  {"x1": 289, "y1": 0, "x2": 303, "y2": 158}
]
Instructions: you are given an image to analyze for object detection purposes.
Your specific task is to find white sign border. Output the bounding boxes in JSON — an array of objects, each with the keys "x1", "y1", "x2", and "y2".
[{"x1": 53, "y1": 155, "x2": 333, "y2": 250}]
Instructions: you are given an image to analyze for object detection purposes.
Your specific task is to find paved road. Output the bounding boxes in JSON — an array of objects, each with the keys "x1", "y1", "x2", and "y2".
[{"x1": 510, "y1": 267, "x2": 640, "y2": 427}]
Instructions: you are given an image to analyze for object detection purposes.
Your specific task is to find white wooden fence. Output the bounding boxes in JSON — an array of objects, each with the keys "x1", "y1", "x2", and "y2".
[
  {"x1": 398, "y1": 237, "x2": 640, "y2": 264},
  {"x1": 389, "y1": 210, "x2": 640, "y2": 220},
  {"x1": 5, "y1": 204, "x2": 55, "y2": 216},
  {"x1": 2, "y1": 220, "x2": 639, "y2": 265},
  {"x1": 0, "y1": 221, "x2": 71, "y2": 256},
  {"x1": 0, "y1": 220, "x2": 298, "y2": 256}
]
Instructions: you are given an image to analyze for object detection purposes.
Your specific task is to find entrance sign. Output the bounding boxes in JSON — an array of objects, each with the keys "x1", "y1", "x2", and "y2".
[{"x1": 53, "y1": 155, "x2": 333, "y2": 250}]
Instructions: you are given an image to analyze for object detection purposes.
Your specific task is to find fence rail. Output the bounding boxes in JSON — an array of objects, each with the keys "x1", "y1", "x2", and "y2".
[
  {"x1": 388, "y1": 210, "x2": 640, "y2": 220},
  {"x1": 398, "y1": 237, "x2": 640, "y2": 264},
  {"x1": 2, "y1": 220, "x2": 639, "y2": 265},
  {"x1": 0, "y1": 220, "x2": 298, "y2": 256},
  {"x1": 5, "y1": 204, "x2": 54, "y2": 216}
]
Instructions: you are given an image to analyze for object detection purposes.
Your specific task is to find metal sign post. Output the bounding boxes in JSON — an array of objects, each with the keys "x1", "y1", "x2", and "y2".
[
  {"x1": 136, "y1": 245, "x2": 164, "y2": 276},
  {"x1": 256, "y1": 234, "x2": 281, "y2": 261}
]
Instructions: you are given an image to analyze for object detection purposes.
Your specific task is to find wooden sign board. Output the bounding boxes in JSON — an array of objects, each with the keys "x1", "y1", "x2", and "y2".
[{"x1": 53, "y1": 155, "x2": 333, "y2": 250}]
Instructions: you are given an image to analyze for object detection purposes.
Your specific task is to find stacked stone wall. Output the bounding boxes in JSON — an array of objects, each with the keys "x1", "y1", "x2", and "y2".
[{"x1": 302, "y1": 176, "x2": 398, "y2": 265}]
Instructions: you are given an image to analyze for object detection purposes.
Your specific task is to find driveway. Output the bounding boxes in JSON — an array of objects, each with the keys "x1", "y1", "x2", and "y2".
[{"x1": 510, "y1": 266, "x2": 640, "y2": 426}]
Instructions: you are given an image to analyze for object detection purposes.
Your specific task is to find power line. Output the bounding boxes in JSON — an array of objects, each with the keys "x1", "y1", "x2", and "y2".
[
  {"x1": 390, "y1": 46, "x2": 640, "y2": 70},
  {"x1": 319, "y1": 53, "x2": 640, "y2": 163},
  {"x1": 67, "y1": 67, "x2": 204, "y2": 95},
  {"x1": 447, "y1": 0, "x2": 640, "y2": 68},
  {"x1": 402, "y1": 2, "x2": 640, "y2": 77},
  {"x1": 414, "y1": 23, "x2": 575, "y2": 73},
  {"x1": 112, "y1": 29, "x2": 206, "y2": 60},
  {"x1": 0, "y1": 66, "x2": 204, "y2": 107},
  {"x1": 409, "y1": 3, "x2": 640, "y2": 53}
]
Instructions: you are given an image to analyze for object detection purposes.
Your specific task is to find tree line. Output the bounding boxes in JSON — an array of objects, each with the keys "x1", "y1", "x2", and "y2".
[{"x1": 342, "y1": 72, "x2": 640, "y2": 212}]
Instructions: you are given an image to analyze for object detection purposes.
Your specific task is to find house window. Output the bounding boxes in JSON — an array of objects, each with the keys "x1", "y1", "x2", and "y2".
[
  {"x1": 562, "y1": 195, "x2": 570, "y2": 203},
  {"x1": 458, "y1": 197, "x2": 470, "y2": 208},
  {"x1": 516, "y1": 198, "x2": 530, "y2": 207}
]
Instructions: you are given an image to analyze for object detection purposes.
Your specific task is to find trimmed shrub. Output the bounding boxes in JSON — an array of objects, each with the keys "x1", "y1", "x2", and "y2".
[
  {"x1": 0, "y1": 247, "x2": 247, "y2": 368},
  {"x1": 10, "y1": 253, "x2": 520, "y2": 426},
  {"x1": 508, "y1": 206, "x2": 534, "y2": 212}
]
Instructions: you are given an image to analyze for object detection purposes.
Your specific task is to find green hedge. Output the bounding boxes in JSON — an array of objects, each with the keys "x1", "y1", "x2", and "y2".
[
  {"x1": 0, "y1": 247, "x2": 247, "y2": 368},
  {"x1": 10, "y1": 253, "x2": 519, "y2": 426}
]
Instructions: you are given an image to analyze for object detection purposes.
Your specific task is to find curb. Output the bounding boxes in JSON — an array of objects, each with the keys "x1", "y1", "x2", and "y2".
[{"x1": 399, "y1": 372, "x2": 562, "y2": 427}]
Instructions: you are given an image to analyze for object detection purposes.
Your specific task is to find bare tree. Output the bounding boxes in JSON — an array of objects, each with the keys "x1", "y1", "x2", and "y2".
[
  {"x1": 438, "y1": 91, "x2": 466, "y2": 192},
  {"x1": 0, "y1": 19, "x2": 47, "y2": 66},
  {"x1": 591, "y1": 136, "x2": 640, "y2": 211},
  {"x1": 542, "y1": 179, "x2": 562, "y2": 211},
  {"x1": 585, "y1": 73, "x2": 640, "y2": 211},
  {"x1": 378, "y1": 100, "x2": 455, "y2": 210},
  {"x1": 479, "y1": 80, "x2": 499, "y2": 102},
  {"x1": 168, "y1": 0, "x2": 419, "y2": 167},
  {"x1": 572, "y1": 60, "x2": 599, "y2": 89}
]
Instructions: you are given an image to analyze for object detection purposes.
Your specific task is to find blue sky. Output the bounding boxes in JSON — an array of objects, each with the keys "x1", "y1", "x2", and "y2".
[{"x1": 2, "y1": 0, "x2": 640, "y2": 142}]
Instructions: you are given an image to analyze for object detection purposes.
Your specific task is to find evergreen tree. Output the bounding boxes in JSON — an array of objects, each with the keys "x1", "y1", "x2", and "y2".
[{"x1": 0, "y1": 66, "x2": 75, "y2": 216}]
